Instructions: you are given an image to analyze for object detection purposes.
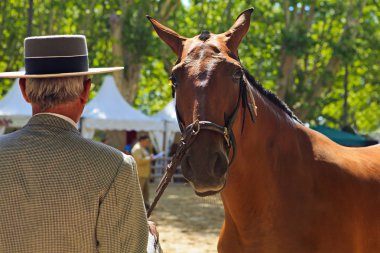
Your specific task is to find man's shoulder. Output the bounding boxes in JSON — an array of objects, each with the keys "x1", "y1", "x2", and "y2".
[
  {"x1": 78, "y1": 138, "x2": 135, "y2": 167},
  {"x1": 0, "y1": 128, "x2": 135, "y2": 171},
  {"x1": 79, "y1": 137, "x2": 134, "y2": 165},
  {"x1": 80, "y1": 139, "x2": 137, "y2": 185},
  {"x1": 0, "y1": 129, "x2": 24, "y2": 147}
]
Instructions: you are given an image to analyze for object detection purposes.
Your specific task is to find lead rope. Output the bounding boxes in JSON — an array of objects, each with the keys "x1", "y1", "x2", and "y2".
[{"x1": 147, "y1": 121, "x2": 201, "y2": 218}]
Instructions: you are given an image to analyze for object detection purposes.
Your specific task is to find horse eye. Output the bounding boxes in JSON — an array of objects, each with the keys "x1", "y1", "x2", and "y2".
[
  {"x1": 169, "y1": 75, "x2": 177, "y2": 88},
  {"x1": 232, "y1": 69, "x2": 243, "y2": 80}
]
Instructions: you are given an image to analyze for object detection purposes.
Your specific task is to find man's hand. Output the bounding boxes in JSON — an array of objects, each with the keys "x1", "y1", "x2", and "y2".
[
  {"x1": 148, "y1": 221, "x2": 159, "y2": 240},
  {"x1": 147, "y1": 221, "x2": 163, "y2": 253}
]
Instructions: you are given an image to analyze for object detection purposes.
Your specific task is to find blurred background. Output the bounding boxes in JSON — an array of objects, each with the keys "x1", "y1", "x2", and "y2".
[{"x1": 0, "y1": 0, "x2": 379, "y2": 131}]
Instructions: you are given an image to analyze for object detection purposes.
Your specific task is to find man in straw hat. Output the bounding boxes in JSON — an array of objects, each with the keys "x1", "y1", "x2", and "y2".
[{"x1": 0, "y1": 35, "x2": 158, "y2": 252}]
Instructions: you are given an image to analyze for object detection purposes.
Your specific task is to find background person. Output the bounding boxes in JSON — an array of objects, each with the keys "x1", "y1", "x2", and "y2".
[{"x1": 132, "y1": 135, "x2": 154, "y2": 208}]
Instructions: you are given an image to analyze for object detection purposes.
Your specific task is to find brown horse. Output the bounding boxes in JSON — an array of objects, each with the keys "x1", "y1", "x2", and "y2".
[{"x1": 148, "y1": 8, "x2": 380, "y2": 253}]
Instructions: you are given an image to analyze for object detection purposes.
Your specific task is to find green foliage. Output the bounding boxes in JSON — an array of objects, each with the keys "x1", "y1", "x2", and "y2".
[
  {"x1": 134, "y1": 57, "x2": 172, "y2": 115},
  {"x1": 0, "y1": 0, "x2": 379, "y2": 133},
  {"x1": 282, "y1": 24, "x2": 313, "y2": 56}
]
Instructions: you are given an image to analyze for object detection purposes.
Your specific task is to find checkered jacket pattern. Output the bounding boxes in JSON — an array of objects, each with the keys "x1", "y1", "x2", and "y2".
[{"x1": 0, "y1": 114, "x2": 148, "y2": 252}]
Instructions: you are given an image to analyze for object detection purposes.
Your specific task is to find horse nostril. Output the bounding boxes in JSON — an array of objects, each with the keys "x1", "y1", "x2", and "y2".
[
  {"x1": 213, "y1": 152, "x2": 228, "y2": 177},
  {"x1": 181, "y1": 152, "x2": 228, "y2": 181}
]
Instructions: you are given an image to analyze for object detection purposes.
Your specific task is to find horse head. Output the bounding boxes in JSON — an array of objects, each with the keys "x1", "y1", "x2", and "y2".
[{"x1": 148, "y1": 8, "x2": 254, "y2": 196}]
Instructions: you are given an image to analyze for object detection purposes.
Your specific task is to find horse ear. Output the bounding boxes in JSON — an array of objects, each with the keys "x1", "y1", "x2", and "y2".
[
  {"x1": 224, "y1": 8, "x2": 254, "y2": 55},
  {"x1": 147, "y1": 15, "x2": 186, "y2": 57}
]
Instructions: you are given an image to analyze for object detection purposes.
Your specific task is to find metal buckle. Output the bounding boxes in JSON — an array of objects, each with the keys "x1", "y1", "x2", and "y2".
[
  {"x1": 223, "y1": 127, "x2": 230, "y2": 147},
  {"x1": 191, "y1": 120, "x2": 200, "y2": 135}
]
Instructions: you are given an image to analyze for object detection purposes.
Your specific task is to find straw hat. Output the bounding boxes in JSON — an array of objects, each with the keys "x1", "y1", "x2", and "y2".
[{"x1": 0, "y1": 35, "x2": 123, "y2": 78}]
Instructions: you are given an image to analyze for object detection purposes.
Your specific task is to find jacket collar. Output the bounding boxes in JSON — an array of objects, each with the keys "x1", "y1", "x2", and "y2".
[
  {"x1": 35, "y1": 112, "x2": 77, "y2": 128},
  {"x1": 26, "y1": 114, "x2": 79, "y2": 134}
]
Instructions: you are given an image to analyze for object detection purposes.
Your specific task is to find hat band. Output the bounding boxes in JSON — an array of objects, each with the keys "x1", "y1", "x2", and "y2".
[{"x1": 25, "y1": 55, "x2": 89, "y2": 75}]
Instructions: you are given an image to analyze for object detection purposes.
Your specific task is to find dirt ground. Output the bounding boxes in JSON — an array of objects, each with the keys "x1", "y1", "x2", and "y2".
[{"x1": 148, "y1": 183, "x2": 224, "y2": 253}]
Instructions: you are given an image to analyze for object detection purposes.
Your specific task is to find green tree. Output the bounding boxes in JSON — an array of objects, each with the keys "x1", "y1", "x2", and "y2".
[
  {"x1": 140, "y1": 0, "x2": 380, "y2": 132},
  {"x1": 1, "y1": 0, "x2": 379, "y2": 134}
]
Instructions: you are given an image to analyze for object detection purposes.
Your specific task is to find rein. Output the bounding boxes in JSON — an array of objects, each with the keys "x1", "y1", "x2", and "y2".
[
  {"x1": 147, "y1": 121, "x2": 201, "y2": 217},
  {"x1": 147, "y1": 74, "x2": 257, "y2": 218}
]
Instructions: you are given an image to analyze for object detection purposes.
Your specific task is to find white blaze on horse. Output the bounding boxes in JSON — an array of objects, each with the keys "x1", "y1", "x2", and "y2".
[{"x1": 148, "y1": 8, "x2": 380, "y2": 253}]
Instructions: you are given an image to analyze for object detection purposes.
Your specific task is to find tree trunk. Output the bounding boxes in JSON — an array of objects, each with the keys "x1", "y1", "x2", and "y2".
[
  {"x1": 110, "y1": 13, "x2": 128, "y2": 99},
  {"x1": 299, "y1": 0, "x2": 367, "y2": 119},
  {"x1": 107, "y1": 1, "x2": 181, "y2": 149},
  {"x1": 159, "y1": 0, "x2": 179, "y2": 21},
  {"x1": 27, "y1": 0, "x2": 33, "y2": 37},
  {"x1": 224, "y1": 0, "x2": 233, "y2": 28},
  {"x1": 277, "y1": 1, "x2": 316, "y2": 100},
  {"x1": 277, "y1": 51, "x2": 297, "y2": 99},
  {"x1": 110, "y1": 12, "x2": 143, "y2": 104},
  {"x1": 341, "y1": 64, "x2": 349, "y2": 128}
]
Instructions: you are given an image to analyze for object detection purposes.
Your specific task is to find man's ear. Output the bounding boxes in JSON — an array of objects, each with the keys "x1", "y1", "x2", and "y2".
[
  {"x1": 80, "y1": 78, "x2": 91, "y2": 104},
  {"x1": 19, "y1": 78, "x2": 31, "y2": 103}
]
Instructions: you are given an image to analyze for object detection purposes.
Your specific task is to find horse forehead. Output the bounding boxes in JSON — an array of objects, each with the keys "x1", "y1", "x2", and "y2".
[
  {"x1": 184, "y1": 36, "x2": 226, "y2": 58},
  {"x1": 182, "y1": 41, "x2": 226, "y2": 75}
]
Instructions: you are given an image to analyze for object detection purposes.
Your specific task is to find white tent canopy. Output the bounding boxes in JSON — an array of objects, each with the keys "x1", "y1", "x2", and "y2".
[
  {"x1": 152, "y1": 99, "x2": 180, "y2": 132},
  {"x1": 82, "y1": 76, "x2": 163, "y2": 138},
  {"x1": 151, "y1": 99, "x2": 181, "y2": 153},
  {"x1": 0, "y1": 79, "x2": 32, "y2": 133}
]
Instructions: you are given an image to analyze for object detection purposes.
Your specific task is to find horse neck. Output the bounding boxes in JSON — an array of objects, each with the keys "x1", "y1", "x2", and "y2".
[
  {"x1": 236, "y1": 86, "x2": 303, "y2": 172},
  {"x1": 221, "y1": 86, "x2": 309, "y2": 223}
]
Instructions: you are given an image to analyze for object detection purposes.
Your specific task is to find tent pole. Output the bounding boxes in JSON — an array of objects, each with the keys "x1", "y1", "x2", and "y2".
[{"x1": 163, "y1": 121, "x2": 168, "y2": 179}]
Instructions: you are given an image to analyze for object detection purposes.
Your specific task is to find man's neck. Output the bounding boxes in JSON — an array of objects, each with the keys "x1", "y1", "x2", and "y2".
[
  {"x1": 31, "y1": 101, "x2": 83, "y2": 124},
  {"x1": 35, "y1": 112, "x2": 78, "y2": 128}
]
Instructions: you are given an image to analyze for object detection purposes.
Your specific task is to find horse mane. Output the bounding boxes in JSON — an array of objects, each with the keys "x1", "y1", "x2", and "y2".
[
  {"x1": 243, "y1": 68, "x2": 302, "y2": 124},
  {"x1": 199, "y1": 31, "x2": 211, "y2": 41}
]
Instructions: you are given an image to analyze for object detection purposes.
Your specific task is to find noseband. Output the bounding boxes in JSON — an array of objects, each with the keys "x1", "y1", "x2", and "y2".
[{"x1": 174, "y1": 75, "x2": 257, "y2": 165}]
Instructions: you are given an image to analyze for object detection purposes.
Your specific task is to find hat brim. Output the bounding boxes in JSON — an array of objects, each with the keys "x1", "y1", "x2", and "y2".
[{"x1": 0, "y1": 67, "x2": 124, "y2": 78}]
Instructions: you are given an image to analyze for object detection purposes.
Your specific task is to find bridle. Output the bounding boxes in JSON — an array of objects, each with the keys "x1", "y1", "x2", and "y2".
[
  {"x1": 147, "y1": 69, "x2": 257, "y2": 218},
  {"x1": 174, "y1": 72, "x2": 257, "y2": 165}
]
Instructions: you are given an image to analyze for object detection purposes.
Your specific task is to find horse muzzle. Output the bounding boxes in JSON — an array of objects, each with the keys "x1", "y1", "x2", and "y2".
[
  {"x1": 181, "y1": 144, "x2": 229, "y2": 196},
  {"x1": 191, "y1": 179, "x2": 226, "y2": 197}
]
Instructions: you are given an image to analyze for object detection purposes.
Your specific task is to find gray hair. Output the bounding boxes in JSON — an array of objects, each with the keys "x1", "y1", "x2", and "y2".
[{"x1": 25, "y1": 76, "x2": 86, "y2": 111}]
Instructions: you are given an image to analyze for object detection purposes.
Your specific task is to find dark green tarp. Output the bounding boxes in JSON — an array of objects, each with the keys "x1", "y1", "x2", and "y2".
[{"x1": 312, "y1": 126, "x2": 378, "y2": 147}]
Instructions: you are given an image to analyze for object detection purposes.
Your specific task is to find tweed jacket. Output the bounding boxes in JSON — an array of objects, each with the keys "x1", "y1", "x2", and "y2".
[
  {"x1": 131, "y1": 143, "x2": 151, "y2": 178},
  {"x1": 0, "y1": 114, "x2": 148, "y2": 252}
]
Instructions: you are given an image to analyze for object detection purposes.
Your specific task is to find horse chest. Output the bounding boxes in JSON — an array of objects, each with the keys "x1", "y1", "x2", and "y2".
[{"x1": 219, "y1": 185, "x2": 380, "y2": 253}]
